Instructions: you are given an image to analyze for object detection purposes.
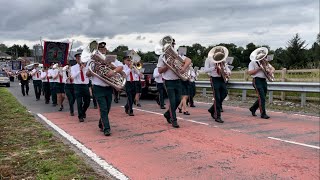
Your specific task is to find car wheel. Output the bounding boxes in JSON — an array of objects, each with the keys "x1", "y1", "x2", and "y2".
[{"x1": 6, "y1": 83, "x2": 10, "y2": 87}]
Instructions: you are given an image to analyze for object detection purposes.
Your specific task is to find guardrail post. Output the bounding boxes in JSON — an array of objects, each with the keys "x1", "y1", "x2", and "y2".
[
  {"x1": 281, "y1": 68, "x2": 287, "y2": 101},
  {"x1": 301, "y1": 92, "x2": 306, "y2": 107},
  {"x1": 242, "y1": 90, "x2": 247, "y2": 101},
  {"x1": 202, "y1": 88, "x2": 206, "y2": 97},
  {"x1": 268, "y1": 91, "x2": 273, "y2": 104},
  {"x1": 244, "y1": 70, "x2": 248, "y2": 81}
]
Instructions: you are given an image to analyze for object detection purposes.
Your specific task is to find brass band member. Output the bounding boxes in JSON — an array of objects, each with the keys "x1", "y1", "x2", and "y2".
[
  {"x1": 248, "y1": 47, "x2": 275, "y2": 119},
  {"x1": 71, "y1": 52, "x2": 91, "y2": 122},
  {"x1": 48, "y1": 63, "x2": 58, "y2": 106},
  {"x1": 86, "y1": 42, "x2": 124, "y2": 136},
  {"x1": 54, "y1": 63, "x2": 66, "y2": 111},
  {"x1": 30, "y1": 63, "x2": 42, "y2": 101},
  {"x1": 40, "y1": 66, "x2": 51, "y2": 104},
  {"x1": 204, "y1": 46, "x2": 231, "y2": 123},
  {"x1": 64, "y1": 62, "x2": 76, "y2": 116},
  {"x1": 153, "y1": 67, "x2": 166, "y2": 109},
  {"x1": 158, "y1": 37, "x2": 192, "y2": 128},
  {"x1": 17, "y1": 68, "x2": 31, "y2": 96},
  {"x1": 123, "y1": 56, "x2": 137, "y2": 116}
]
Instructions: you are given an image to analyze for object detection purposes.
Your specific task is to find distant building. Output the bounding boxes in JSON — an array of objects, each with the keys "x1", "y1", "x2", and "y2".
[{"x1": 0, "y1": 51, "x2": 12, "y2": 61}]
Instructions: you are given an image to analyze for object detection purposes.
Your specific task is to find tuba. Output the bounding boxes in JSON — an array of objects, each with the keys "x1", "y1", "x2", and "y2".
[
  {"x1": 160, "y1": 35, "x2": 191, "y2": 81},
  {"x1": 207, "y1": 46, "x2": 230, "y2": 83},
  {"x1": 250, "y1": 47, "x2": 275, "y2": 82},
  {"x1": 82, "y1": 41, "x2": 126, "y2": 91}
]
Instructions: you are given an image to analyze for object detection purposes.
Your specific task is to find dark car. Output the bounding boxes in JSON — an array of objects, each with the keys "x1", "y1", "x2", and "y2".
[{"x1": 141, "y1": 62, "x2": 158, "y2": 97}]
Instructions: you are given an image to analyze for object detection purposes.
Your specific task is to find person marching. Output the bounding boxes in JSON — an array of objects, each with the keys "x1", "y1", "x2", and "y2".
[
  {"x1": 48, "y1": 63, "x2": 58, "y2": 106},
  {"x1": 248, "y1": 47, "x2": 275, "y2": 119},
  {"x1": 30, "y1": 63, "x2": 42, "y2": 101},
  {"x1": 86, "y1": 42, "x2": 124, "y2": 136},
  {"x1": 17, "y1": 68, "x2": 31, "y2": 96},
  {"x1": 157, "y1": 36, "x2": 191, "y2": 128},
  {"x1": 54, "y1": 63, "x2": 66, "y2": 111},
  {"x1": 153, "y1": 67, "x2": 166, "y2": 109},
  {"x1": 40, "y1": 66, "x2": 51, "y2": 104},
  {"x1": 204, "y1": 46, "x2": 231, "y2": 123},
  {"x1": 134, "y1": 70, "x2": 143, "y2": 107},
  {"x1": 188, "y1": 66, "x2": 198, "y2": 107},
  {"x1": 71, "y1": 52, "x2": 91, "y2": 122},
  {"x1": 123, "y1": 56, "x2": 137, "y2": 116},
  {"x1": 64, "y1": 62, "x2": 76, "y2": 116}
]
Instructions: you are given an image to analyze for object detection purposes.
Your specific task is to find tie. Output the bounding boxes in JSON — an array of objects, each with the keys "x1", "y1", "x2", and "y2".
[
  {"x1": 130, "y1": 72, "x2": 133, "y2": 82},
  {"x1": 216, "y1": 67, "x2": 221, "y2": 75},
  {"x1": 36, "y1": 72, "x2": 39, "y2": 78},
  {"x1": 80, "y1": 69, "x2": 85, "y2": 82},
  {"x1": 59, "y1": 74, "x2": 62, "y2": 83},
  {"x1": 47, "y1": 76, "x2": 49, "y2": 82}
]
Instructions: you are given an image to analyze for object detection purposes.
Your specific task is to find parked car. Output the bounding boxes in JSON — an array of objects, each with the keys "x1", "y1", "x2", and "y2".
[
  {"x1": 141, "y1": 62, "x2": 158, "y2": 97},
  {"x1": 0, "y1": 72, "x2": 10, "y2": 87}
]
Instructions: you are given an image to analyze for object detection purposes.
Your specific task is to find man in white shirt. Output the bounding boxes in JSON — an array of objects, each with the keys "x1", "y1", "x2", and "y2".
[
  {"x1": 153, "y1": 67, "x2": 165, "y2": 109},
  {"x1": 40, "y1": 66, "x2": 51, "y2": 104},
  {"x1": 30, "y1": 63, "x2": 42, "y2": 101},
  {"x1": 204, "y1": 57, "x2": 231, "y2": 123},
  {"x1": 86, "y1": 42, "x2": 124, "y2": 136},
  {"x1": 123, "y1": 56, "x2": 138, "y2": 116},
  {"x1": 248, "y1": 55, "x2": 275, "y2": 119},
  {"x1": 48, "y1": 63, "x2": 58, "y2": 106},
  {"x1": 157, "y1": 37, "x2": 191, "y2": 128},
  {"x1": 71, "y1": 52, "x2": 90, "y2": 122},
  {"x1": 64, "y1": 62, "x2": 75, "y2": 116}
]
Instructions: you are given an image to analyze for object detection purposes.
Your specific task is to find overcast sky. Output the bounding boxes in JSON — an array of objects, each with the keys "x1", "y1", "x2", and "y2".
[{"x1": 0, "y1": 0, "x2": 318, "y2": 52}]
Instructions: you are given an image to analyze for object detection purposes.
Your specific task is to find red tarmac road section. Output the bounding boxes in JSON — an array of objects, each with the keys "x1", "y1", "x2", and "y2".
[{"x1": 42, "y1": 103, "x2": 319, "y2": 179}]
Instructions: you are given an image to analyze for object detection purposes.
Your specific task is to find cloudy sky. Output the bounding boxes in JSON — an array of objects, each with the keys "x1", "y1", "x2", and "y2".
[{"x1": 0, "y1": 0, "x2": 318, "y2": 52}]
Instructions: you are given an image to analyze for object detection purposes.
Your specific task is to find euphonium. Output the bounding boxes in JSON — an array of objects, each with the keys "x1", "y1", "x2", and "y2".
[
  {"x1": 160, "y1": 35, "x2": 191, "y2": 81},
  {"x1": 83, "y1": 41, "x2": 126, "y2": 91},
  {"x1": 250, "y1": 47, "x2": 275, "y2": 82},
  {"x1": 207, "y1": 46, "x2": 230, "y2": 83}
]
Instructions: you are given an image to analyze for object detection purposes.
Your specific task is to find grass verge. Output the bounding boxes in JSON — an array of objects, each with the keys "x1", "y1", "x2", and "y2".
[{"x1": 0, "y1": 88, "x2": 107, "y2": 179}]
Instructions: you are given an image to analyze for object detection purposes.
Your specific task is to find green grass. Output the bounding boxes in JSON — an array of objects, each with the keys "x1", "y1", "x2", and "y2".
[{"x1": 0, "y1": 88, "x2": 106, "y2": 179}]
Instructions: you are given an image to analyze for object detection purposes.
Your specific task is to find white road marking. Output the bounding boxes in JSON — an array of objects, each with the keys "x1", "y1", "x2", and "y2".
[
  {"x1": 268, "y1": 137, "x2": 320, "y2": 150},
  {"x1": 231, "y1": 129, "x2": 242, "y2": 133},
  {"x1": 127, "y1": 107, "x2": 210, "y2": 126},
  {"x1": 37, "y1": 113, "x2": 128, "y2": 180}
]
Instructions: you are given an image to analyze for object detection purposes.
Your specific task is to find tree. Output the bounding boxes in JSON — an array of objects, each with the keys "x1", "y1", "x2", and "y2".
[
  {"x1": 111, "y1": 45, "x2": 129, "y2": 61},
  {"x1": 0, "y1": 43, "x2": 8, "y2": 53},
  {"x1": 285, "y1": 33, "x2": 308, "y2": 68}
]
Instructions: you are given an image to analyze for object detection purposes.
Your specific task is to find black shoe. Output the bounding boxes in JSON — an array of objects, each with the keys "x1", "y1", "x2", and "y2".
[
  {"x1": 58, "y1": 107, "x2": 63, "y2": 111},
  {"x1": 249, "y1": 108, "x2": 257, "y2": 116},
  {"x1": 208, "y1": 109, "x2": 215, "y2": 119},
  {"x1": 183, "y1": 111, "x2": 190, "y2": 115},
  {"x1": 129, "y1": 112, "x2": 134, "y2": 116},
  {"x1": 98, "y1": 119, "x2": 103, "y2": 131},
  {"x1": 164, "y1": 113, "x2": 171, "y2": 124},
  {"x1": 124, "y1": 107, "x2": 129, "y2": 114},
  {"x1": 172, "y1": 121, "x2": 180, "y2": 128},
  {"x1": 83, "y1": 114, "x2": 86, "y2": 118},
  {"x1": 104, "y1": 129, "x2": 111, "y2": 136},
  {"x1": 220, "y1": 107, "x2": 224, "y2": 112},
  {"x1": 261, "y1": 114, "x2": 270, "y2": 119},
  {"x1": 215, "y1": 118, "x2": 224, "y2": 123},
  {"x1": 79, "y1": 118, "x2": 84, "y2": 122},
  {"x1": 22, "y1": 94, "x2": 25, "y2": 96},
  {"x1": 160, "y1": 106, "x2": 166, "y2": 109},
  {"x1": 114, "y1": 99, "x2": 118, "y2": 103},
  {"x1": 94, "y1": 106, "x2": 98, "y2": 109},
  {"x1": 70, "y1": 112, "x2": 74, "y2": 116},
  {"x1": 137, "y1": 103, "x2": 141, "y2": 107},
  {"x1": 178, "y1": 107, "x2": 182, "y2": 113},
  {"x1": 36, "y1": 99, "x2": 40, "y2": 101},
  {"x1": 190, "y1": 104, "x2": 196, "y2": 107}
]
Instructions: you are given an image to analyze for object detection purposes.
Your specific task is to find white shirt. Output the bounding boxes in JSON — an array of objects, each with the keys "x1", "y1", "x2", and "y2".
[
  {"x1": 123, "y1": 64, "x2": 139, "y2": 82},
  {"x1": 153, "y1": 67, "x2": 163, "y2": 83},
  {"x1": 40, "y1": 70, "x2": 50, "y2": 83},
  {"x1": 31, "y1": 68, "x2": 42, "y2": 80},
  {"x1": 64, "y1": 68, "x2": 73, "y2": 84},
  {"x1": 71, "y1": 63, "x2": 89, "y2": 85},
  {"x1": 204, "y1": 57, "x2": 231, "y2": 77},
  {"x1": 248, "y1": 61, "x2": 272, "y2": 79},
  {"x1": 91, "y1": 59, "x2": 123, "y2": 87},
  {"x1": 56, "y1": 70, "x2": 66, "y2": 84},
  {"x1": 189, "y1": 68, "x2": 196, "y2": 82},
  {"x1": 157, "y1": 54, "x2": 186, "y2": 80},
  {"x1": 48, "y1": 69, "x2": 59, "y2": 83}
]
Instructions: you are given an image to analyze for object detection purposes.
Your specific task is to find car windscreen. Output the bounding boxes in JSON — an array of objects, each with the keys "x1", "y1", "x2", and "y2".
[
  {"x1": 0, "y1": 73, "x2": 6, "y2": 77},
  {"x1": 143, "y1": 64, "x2": 157, "y2": 74}
]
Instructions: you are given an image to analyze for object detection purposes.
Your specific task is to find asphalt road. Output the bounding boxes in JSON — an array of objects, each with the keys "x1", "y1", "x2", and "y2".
[{"x1": 6, "y1": 81, "x2": 320, "y2": 179}]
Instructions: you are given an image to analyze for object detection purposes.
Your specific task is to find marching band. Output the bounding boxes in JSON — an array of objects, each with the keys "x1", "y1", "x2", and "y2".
[{"x1": 17, "y1": 36, "x2": 275, "y2": 136}]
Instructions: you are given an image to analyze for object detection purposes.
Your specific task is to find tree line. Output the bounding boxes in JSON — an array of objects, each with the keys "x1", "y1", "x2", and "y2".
[{"x1": 1, "y1": 33, "x2": 319, "y2": 70}]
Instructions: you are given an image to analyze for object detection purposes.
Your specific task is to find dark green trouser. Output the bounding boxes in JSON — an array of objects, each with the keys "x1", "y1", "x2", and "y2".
[
  {"x1": 164, "y1": 80, "x2": 182, "y2": 122},
  {"x1": 65, "y1": 84, "x2": 75, "y2": 113},
  {"x1": 33, "y1": 80, "x2": 42, "y2": 100},
  {"x1": 251, "y1": 77, "x2": 268, "y2": 115},
  {"x1": 50, "y1": 82, "x2": 57, "y2": 104},
  {"x1": 189, "y1": 81, "x2": 196, "y2": 105},
  {"x1": 125, "y1": 81, "x2": 136, "y2": 113},
  {"x1": 42, "y1": 82, "x2": 51, "y2": 103},
  {"x1": 93, "y1": 85, "x2": 113, "y2": 131},
  {"x1": 156, "y1": 83, "x2": 165, "y2": 106},
  {"x1": 74, "y1": 84, "x2": 91, "y2": 119},
  {"x1": 208, "y1": 77, "x2": 227, "y2": 119}
]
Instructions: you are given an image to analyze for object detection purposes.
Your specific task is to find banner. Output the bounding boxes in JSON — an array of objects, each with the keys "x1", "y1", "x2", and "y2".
[
  {"x1": 11, "y1": 61, "x2": 22, "y2": 70},
  {"x1": 42, "y1": 41, "x2": 69, "y2": 67}
]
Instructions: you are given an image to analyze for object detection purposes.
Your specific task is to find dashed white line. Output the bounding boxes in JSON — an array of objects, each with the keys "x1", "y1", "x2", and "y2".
[
  {"x1": 37, "y1": 113, "x2": 128, "y2": 180},
  {"x1": 268, "y1": 137, "x2": 320, "y2": 150}
]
